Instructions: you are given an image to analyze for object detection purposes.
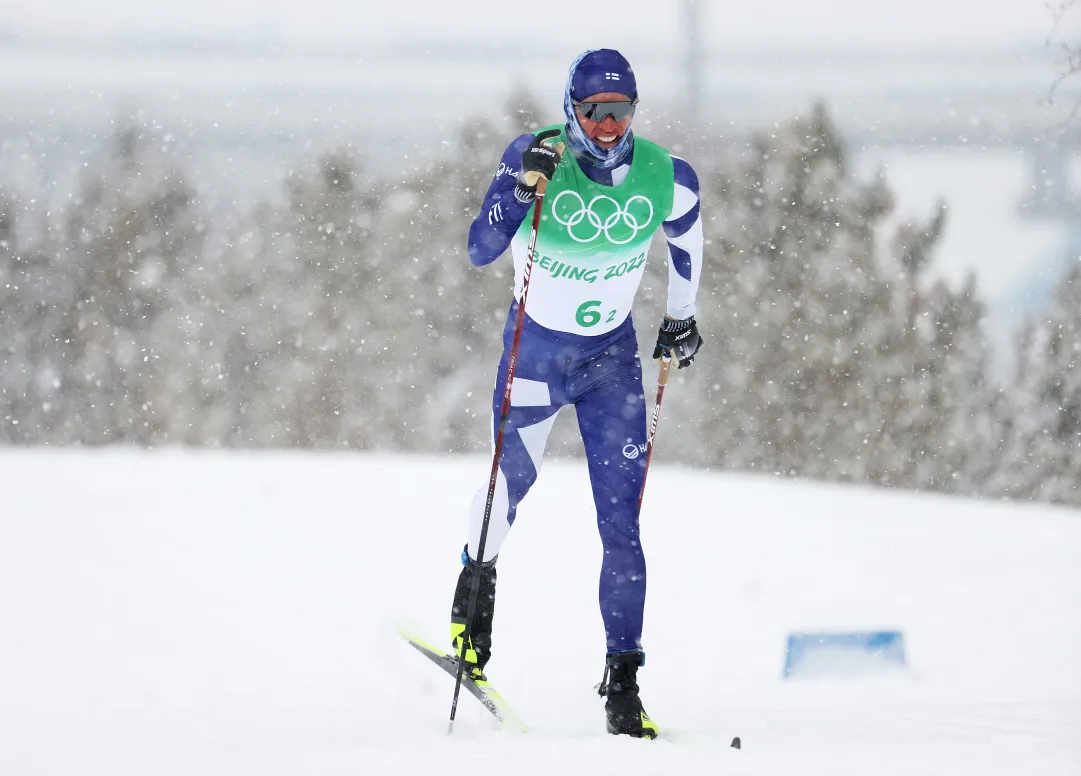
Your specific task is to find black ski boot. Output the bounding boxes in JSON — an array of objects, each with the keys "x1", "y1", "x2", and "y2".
[
  {"x1": 597, "y1": 650, "x2": 659, "y2": 739},
  {"x1": 450, "y1": 554, "x2": 496, "y2": 681}
]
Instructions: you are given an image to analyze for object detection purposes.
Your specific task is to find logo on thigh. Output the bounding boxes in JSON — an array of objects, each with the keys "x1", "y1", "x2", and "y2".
[{"x1": 622, "y1": 443, "x2": 644, "y2": 460}]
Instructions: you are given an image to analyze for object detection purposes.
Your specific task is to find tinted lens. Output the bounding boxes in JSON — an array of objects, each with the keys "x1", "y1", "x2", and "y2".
[{"x1": 576, "y1": 101, "x2": 636, "y2": 122}]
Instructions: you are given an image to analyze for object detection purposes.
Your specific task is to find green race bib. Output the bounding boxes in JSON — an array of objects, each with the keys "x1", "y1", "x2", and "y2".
[{"x1": 513, "y1": 126, "x2": 674, "y2": 336}]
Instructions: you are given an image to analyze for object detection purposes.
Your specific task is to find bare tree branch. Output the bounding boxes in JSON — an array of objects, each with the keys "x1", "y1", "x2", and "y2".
[{"x1": 1046, "y1": 0, "x2": 1081, "y2": 118}]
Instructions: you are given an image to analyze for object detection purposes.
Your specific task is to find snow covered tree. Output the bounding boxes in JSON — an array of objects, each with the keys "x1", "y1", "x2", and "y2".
[
  {"x1": 679, "y1": 104, "x2": 895, "y2": 479},
  {"x1": 0, "y1": 189, "x2": 61, "y2": 442},
  {"x1": 252, "y1": 149, "x2": 378, "y2": 447},
  {"x1": 995, "y1": 261, "x2": 1081, "y2": 505},
  {"x1": 367, "y1": 117, "x2": 517, "y2": 452},
  {"x1": 649, "y1": 104, "x2": 1001, "y2": 496},
  {"x1": 196, "y1": 120, "x2": 515, "y2": 453},
  {"x1": 865, "y1": 203, "x2": 1003, "y2": 494},
  {"x1": 55, "y1": 124, "x2": 203, "y2": 445},
  {"x1": 895, "y1": 274, "x2": 1005, "y2": 492}
]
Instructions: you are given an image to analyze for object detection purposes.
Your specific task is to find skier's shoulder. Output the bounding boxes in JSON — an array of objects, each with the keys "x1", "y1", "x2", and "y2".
[
  {"x1": 500, "y1": 133, "x2": 539, "y2": 162},
  {"x1": 628, "y1": 135, "x2": 697, "y2": 193},
  {"x1": 670, "y1": 155, "x2": 699, "y2": 195},
  {"x1": 505, "y1": 132, "x2": 537, "y2": 155},
  {"x1": 632, "y1": 135, "x2": 695, "y2": 188}
]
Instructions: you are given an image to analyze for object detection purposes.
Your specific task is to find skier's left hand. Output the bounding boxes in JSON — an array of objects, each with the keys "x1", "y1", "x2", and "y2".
[{"x1": 652, "y1": 316, "x2": 702, "y2": 369}]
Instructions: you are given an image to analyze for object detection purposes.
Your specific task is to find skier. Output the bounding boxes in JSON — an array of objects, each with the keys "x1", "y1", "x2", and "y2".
[{"x1": 450, "y1": 49, "x2": 703, "y2": 739}]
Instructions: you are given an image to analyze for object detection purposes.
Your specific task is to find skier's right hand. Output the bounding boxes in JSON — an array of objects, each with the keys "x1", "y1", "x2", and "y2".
[{"x1": 516, "y1": 129, "x2": 564, "y2": 197}]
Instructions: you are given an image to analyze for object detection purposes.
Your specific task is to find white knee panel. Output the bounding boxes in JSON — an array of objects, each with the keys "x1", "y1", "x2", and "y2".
[{"x1": 467, "y1": 378, "x2": 560, "y2": 562}]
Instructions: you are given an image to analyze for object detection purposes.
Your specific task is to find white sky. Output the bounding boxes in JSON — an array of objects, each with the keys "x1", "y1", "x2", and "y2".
[{"x1": 1, "y1": 0, "x2": 1075, "y2": 50}]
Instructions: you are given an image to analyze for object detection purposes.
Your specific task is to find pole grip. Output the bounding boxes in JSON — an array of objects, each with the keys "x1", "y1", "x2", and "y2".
[{"x1": 657, "y1": 356, "x2": 672, "y2": 387}]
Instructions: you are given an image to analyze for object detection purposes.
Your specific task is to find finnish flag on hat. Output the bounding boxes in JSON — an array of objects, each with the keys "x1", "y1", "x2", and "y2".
[{"x1": 569, "y1": 49, "x2": 638, "y2": 101}]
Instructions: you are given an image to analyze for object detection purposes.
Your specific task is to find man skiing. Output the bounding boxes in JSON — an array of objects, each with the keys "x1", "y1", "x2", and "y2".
[{"x1": 450, "y1": 49, "x2": 703, "y2": 739}]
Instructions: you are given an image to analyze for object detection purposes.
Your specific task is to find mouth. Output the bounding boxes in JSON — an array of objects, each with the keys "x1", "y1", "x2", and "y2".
[{"x1": 594, "y1": 133, "x2": 620, "y2": 147}]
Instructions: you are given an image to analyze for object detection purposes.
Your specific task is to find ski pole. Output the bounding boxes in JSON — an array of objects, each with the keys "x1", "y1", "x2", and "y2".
[
  {"x1": 637, "y1": 356, "x2": 672, "y2": 513},
  {"x1": 448, "y1": 141, "x2": 563, "y2": 734}
]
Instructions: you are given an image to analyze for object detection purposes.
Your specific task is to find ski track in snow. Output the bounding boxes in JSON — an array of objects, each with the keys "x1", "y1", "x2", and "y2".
[{"x1": 0, "y1": 449, "x2": 1078, "y2": 775}]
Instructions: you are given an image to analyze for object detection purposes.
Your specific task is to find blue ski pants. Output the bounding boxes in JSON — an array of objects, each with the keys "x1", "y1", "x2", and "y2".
[{"x1": 466, "y1": 303, "x2": 649, "y2": 654}]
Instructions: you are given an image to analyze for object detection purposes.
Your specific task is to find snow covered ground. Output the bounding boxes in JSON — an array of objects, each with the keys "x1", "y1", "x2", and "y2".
[{"x1": 0, "y1": 449, "x2": 1079, "y2": 775}]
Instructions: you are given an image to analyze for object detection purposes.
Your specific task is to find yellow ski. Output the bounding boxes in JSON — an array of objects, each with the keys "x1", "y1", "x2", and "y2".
[{"x1": 397, "y1": 624, "x2": 528, "y2": 733}]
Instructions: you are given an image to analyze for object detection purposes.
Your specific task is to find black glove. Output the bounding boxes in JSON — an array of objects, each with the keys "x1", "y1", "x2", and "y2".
[
  {"x1": 515, "y1": 128, "x2": 563, "y2": 200},
  {"x1": 652, "y1": 316, "x2": 703, "y2": 369}
]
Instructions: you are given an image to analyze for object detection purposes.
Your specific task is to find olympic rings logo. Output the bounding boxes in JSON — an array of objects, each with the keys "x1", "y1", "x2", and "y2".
[{"x1": 550, "y1": 191, "x2": 655, "y2": 245}]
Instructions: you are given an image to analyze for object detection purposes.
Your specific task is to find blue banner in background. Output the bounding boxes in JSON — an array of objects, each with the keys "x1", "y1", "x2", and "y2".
[{"x1": 784, "y1": 631, "x2": 907, "y2": 679}]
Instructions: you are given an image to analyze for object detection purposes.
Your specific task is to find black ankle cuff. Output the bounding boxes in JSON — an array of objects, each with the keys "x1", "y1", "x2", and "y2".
[
  {"x1": 606, "y1": 650, "x2": 645, "y2": 668},
  {"x1": 461, "y1": 547, "x2": 498, "y2": 568}
]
